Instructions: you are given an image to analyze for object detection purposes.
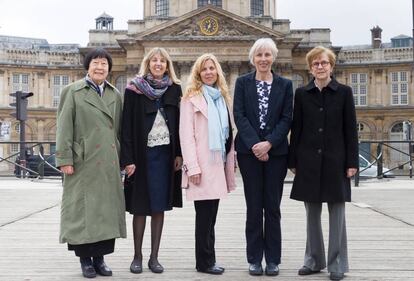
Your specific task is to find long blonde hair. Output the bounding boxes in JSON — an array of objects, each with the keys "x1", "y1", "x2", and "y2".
[
  {"x1": 138, "y1": 47, "x2": 181, "y2": 85},
  {"x1": 184, "y1": 53, "x2": 230, "y2": 104}
]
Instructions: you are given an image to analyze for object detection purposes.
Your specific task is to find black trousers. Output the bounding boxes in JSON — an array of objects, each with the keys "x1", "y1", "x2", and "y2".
[
  {"x1": 237, "y1": 153, "x2": 287, "y2": 265},
  {"x1": 194, "y1": 199, "x2": 220, "y2": 270}
]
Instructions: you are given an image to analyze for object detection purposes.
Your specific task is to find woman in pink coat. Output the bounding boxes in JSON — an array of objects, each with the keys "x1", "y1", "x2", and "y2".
[{"x1": 180, "y1": 53, "x2": 236, "y2": 275}]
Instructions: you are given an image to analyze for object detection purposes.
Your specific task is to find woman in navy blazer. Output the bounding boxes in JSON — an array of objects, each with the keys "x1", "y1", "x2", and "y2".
[{"x1": 233, "y1": 38, "x2": 293, "y2": 276}]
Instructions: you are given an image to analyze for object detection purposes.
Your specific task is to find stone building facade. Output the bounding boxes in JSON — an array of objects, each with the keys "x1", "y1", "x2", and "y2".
[{"x1": 0, "y1": 0, "x2": 413, "y2": 170}]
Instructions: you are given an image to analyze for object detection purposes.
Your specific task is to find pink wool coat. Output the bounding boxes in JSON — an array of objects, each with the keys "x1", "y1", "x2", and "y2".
[{"x1": 179, "y1": 94, "x2": 236, "y2": 201}]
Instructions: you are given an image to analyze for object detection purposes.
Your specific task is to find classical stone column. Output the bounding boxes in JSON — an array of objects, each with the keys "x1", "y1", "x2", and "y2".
[
  {"x1": 37, "y1": 72, "x2": 46, "y2": 107},
  {"x1": 178, "y1": 62, "x2": 192, "y2": 91},
  {"x1": 126, "y1": 64, "x2": 140, "y2": 81},
  {"x1": 227, "y1": 62, "x2": 241, "y2": 99},
  {"x1": 0, "y1": 70, "x2": 4, "y2": 106},
  {"x1": 36, "y1": 119, "x2": 45, "y2": 142}
]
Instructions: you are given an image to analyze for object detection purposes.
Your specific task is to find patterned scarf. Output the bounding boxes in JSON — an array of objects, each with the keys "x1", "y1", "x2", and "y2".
[
  {"x1": 85, "y1": 75, "x2": 106, "y2": 97},
  {"x1": 126, "y1": 73, "x2": 172, "y2": 100},
  {"x1": 202, "y1": 84, "x2": 229, "y2": 162}
]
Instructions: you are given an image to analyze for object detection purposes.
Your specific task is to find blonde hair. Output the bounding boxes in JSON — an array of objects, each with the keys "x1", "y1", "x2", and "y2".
[
  {"x1": 248, "y1": 38, "x2": 278, "y2": 65},
  {"x1": 138, "y1": 47, "x2": 181, "y2": 84},
  {"x1": 305, "y1": 46, "x2": 336, "y2": 70},
  {"x1": 184, "y1": 53, "x2": 231, "y2": 104}
]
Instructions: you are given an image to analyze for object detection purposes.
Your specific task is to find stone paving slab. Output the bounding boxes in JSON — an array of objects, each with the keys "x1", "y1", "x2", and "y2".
[{"x1": 0, "y1": 177, "x2": 413, "y2": 281}]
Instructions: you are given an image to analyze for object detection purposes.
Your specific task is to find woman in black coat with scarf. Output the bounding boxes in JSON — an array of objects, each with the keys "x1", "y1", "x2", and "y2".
[
  {"x1": 288, "y1": 46, "x2": 358, "y2": 281},
  {"x1": 120, "y1": 47, "x2": 182, "y2": 274}
]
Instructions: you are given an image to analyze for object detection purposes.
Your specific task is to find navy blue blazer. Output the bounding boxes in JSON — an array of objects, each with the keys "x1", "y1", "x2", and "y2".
[{"x1": 233, "y1": 71, "x2": 293, "y2": 156}]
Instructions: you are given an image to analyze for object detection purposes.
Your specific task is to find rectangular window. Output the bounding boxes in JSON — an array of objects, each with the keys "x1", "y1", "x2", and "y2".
[
  {"x1": 155, "y1": 0, "x2": 169, "y2": 16},
  {"x1": 11, "y1": 143, "x2": 19, "y2": 156},
  {"x1": 390, "y1": 71, "x2": 409, "y2": 105},
  {"x1": 11, "y1": 74, "x2": 29, "y2": 102},
  {"x1": 198, "y1": 0, "x2": 222, "y2": 8},
  {"x1": 350, "y1": 73, "x2": 368, "y2": 106},
  {"x1": 250, "y1": 0, "x2": 264, "y2": 16},
  {"x1": 52, "y1": 75, "x2": 69, "y2": 107}
]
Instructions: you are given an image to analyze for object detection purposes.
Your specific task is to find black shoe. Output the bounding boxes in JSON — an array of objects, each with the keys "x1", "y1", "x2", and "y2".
[
  {"x1": 265, "y1": 263, "x2": 279, "y2": 276},
  {"x1": 249, "y1": 263, "x2": 263, "y2": 276},
  {"x1": 298, "y1": 266, "x2": 320, "y2": 275},
  {"x1": 130, "y1": 258, "x2": 143, "y2": 274},
  {"x1": 80, "y1": 258, "x2": 96, "y2": 278},
  {"x1": 214, "y1": 264, "x2": 225, "y2": 272},
  {"x1": 93, "y1": 257, "x2": 112, "y2": 276},
  {"x1": 197, "y1": 265, "x2": 225, "y2": 275},
  {"x1": 148, "y1": 258, "x2": 164, "y2": 273},
  {"x1": 330, "y1": 272, "x2": 344, "y2": 280}
]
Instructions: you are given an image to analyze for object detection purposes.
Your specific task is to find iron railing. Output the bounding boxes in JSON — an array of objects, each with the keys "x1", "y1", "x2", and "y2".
[
  {"x1": 0, "y1": 141, "x2": 62, "y2": 179},
  {"x1": 355, "y1": 140, "x2": 413, "y2": 186}
]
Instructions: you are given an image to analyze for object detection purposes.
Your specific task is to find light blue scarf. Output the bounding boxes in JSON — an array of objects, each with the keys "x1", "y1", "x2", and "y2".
[{"x1": 202, "y1": 85, "x2": 229, "y2": 161}]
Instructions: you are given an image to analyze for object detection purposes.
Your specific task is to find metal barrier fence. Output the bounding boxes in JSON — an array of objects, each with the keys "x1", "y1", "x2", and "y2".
[
  {"x1": 0, "y1": 141, "x2": 62, "y2": 179},
  {"x1": 355, "y1": 140, "x2": 413, "y2": 186},
  {"x1": 1, "y1": 140, "x2": 412, "y2": 184}
]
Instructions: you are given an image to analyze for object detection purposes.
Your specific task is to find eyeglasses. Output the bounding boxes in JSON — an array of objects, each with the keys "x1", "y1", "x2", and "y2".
[{"x1": 311, "y1": 60, "x2": 330, "y2": 68}]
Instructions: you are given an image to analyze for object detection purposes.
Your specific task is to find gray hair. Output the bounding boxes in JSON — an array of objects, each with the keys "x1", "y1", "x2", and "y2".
[{"x1": 248, "y1": 38, "x2": 279, "y2": 65}]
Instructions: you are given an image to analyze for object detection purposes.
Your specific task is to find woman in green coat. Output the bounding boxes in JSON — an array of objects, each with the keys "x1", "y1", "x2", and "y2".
[{"x1": 56, "y1": 48, "x2": 126, "y2": 278}]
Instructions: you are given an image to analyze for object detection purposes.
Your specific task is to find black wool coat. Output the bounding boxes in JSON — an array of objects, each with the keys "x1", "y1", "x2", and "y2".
[
  {"x1": 120, "y1": 84, "x2": 183, "y2": 215},
  {"x1": 288, "y1": 78, "x2": 358, "y2": 203}
]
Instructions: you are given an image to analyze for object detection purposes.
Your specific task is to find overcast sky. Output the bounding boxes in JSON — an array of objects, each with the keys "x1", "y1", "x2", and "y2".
[{"x1": 0, "y1": 0, "x2": 411, "y2": 47}]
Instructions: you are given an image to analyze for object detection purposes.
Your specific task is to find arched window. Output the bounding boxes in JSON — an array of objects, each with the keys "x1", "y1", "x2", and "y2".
[
  {"x1": 357, "y1": 122, "x2": 365, "y2": 132},
  {"x1": 292, "y1": 73, "x2": 304, "y2": 93},
  {"x1": 250, "y1": 0, "x2": 264, "y2": 16},
  {"x1": 115, "y1": 75, "x2": 127, "y2": 94},
  {"x1": 198, "y1": 0, "x2": 222, "y2": 8},
  {"x1": 389, "y1": 122, "x2": 409, "y2": 166},
  {"x1": 155, "y1": 0, "x2": 169, "y2": 17},
  {"x1": 14, "y1": 123, "x2": 20, "y2": 134}
]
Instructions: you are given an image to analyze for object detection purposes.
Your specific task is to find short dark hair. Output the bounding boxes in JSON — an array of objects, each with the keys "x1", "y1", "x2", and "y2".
[{"x1": 83, "y1": 48, "x2": 113, "y2": 72}]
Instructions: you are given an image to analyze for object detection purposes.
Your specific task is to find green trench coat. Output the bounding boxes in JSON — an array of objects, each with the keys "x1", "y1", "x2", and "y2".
[{"x1": 56, "y1": 79, "x2": 126, "y2": 245}]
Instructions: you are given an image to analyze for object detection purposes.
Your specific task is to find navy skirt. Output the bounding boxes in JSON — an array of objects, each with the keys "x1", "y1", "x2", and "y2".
[{"x1": 146, "y1": 144, "x2": 172, "y2": 212}]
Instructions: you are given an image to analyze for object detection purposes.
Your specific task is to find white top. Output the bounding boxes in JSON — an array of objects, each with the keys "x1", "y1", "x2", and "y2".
[{"x1": 147, "y1": 110, "x2": 170, "y2": 147}]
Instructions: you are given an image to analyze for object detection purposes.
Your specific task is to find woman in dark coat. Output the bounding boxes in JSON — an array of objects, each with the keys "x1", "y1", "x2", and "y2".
[
  {"x1": 120, "y1": 47, "x2": 182, "y2": 274},
  {"x1": 288, "y1": 46, "x2": 358, "y2": 281},
  {"x1": 233, "y1": 38, "x2": 293, "y2": 276}
]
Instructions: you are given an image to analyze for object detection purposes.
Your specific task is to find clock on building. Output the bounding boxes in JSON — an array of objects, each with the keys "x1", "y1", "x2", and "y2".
[{"x1": 199, "y1": 16, "x2": 219, "y2": 36}]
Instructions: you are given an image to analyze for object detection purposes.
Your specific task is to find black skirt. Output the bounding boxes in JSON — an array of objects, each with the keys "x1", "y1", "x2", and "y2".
[{"x1": 68, "y1": 239, "x2": 115, "y2": 258}]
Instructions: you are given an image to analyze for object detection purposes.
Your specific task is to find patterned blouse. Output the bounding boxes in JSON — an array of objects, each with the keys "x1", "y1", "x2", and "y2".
[
  {"x1": 256, "y1": 80, "x2": 272, "y2": 130},
  {"x1": 147, "y1": 110, "x2": 170, "y2": 147}
]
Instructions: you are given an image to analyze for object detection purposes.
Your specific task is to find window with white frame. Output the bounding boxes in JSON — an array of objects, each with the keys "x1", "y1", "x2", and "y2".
[
  {"x1": 11, "y1": 73, "x2": 29, "y2": 103},
  {"x1": 52, "y1": 75, "x2": 69, "y2": 107},
  {"x1": 11, "y1": 143, "x2": 19, "y2": 155},
  {"x1": 390, "y1": 71, "x2": 409, "y2": 105},
  {"x1": 155, "y1": 0, "x2": 169, "y2": 16},
  {"x1": 350, "y1": 73, "x2": 368, "y2": 106}
]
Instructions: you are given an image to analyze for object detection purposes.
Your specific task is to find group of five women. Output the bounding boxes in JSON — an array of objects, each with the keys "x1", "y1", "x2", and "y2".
[{"x1": 56, "y1": 38, "x2": 358, "y2": 281}]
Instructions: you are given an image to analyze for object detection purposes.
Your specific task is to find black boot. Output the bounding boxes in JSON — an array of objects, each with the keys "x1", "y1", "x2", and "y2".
[
  {"x1": 93, "y1": 256, "x2": 112, "y2": 276},
  {"x1": 80, "y1": 257, "x2": 96, "y2": 278}
]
